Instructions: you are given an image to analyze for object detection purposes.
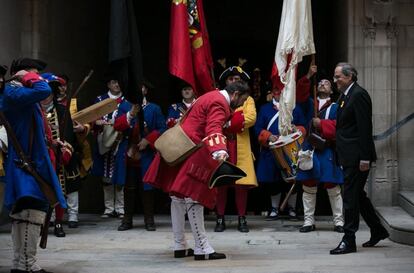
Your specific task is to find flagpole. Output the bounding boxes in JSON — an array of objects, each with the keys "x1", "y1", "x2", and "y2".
[
  {"x1": 210, "y1": 67, "x2": 216, "y2": 89},
  {"x1": 311, "y1": 54, "x2": 318, "y2": 118}
]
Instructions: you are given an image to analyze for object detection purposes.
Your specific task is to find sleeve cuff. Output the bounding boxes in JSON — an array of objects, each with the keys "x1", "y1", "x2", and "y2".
[
  {"x1": 145, "y1": 130, "x2": 161, "y2": 149},
  {"x1": 258, "y1": 130, "x2": 272, "y2": 146}
]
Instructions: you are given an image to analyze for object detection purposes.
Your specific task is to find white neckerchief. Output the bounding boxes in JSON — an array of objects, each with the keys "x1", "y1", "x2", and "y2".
[
  {"x1": 317, "y1": 97, "x2": 330, "y2": 110},
  {"x1": 344, "y1": 82, "x2": 354, "y2": 96},
  {"x1": 272, "y1": 98, "x2": 280, "y2": 109},
  {"x1": 182, "y1": 98, "x2": 195, "y2": 108},
  {"x1": 219, "y1": 90, "x2": 230, "y2": 105},
  {"x1": 107, "y1": 91, "x2": 122, "y2": 99},
  {"x1": 142, "y1": 96, "x2": 148, "y2": 107}
]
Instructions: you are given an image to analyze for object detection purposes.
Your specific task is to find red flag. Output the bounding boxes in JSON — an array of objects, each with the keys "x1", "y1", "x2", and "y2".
[{"x1": 169, "y1": 0, "x2": 214, "y2": 96}]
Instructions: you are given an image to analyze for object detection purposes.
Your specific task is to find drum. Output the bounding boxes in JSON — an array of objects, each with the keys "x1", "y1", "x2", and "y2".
[{"x1": 269, "y1": 130, "x2": 304, "y2": 182}]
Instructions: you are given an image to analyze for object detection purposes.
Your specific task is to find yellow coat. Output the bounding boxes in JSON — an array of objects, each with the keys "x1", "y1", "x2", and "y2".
[{"x1": 235, "y1": 96, "x2": 257, "y2": 187}]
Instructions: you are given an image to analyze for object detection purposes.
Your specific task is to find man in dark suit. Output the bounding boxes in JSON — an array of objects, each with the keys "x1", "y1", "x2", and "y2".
[{"x1": 330, "y1": 63, "x2": 389, "y2": 255}]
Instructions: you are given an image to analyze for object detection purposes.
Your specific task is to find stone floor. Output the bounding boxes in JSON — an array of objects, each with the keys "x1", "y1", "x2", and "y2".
[{"x1": 0, "y1": 214, "x2": 413, "y2": 273}]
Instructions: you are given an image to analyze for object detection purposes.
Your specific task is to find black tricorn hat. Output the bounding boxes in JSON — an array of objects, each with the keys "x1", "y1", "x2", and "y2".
[
  {"x1": 142, "y1": 78, "x2": 155, "y2": 90},
  {"x1": 208, "y1": 161, "x2": 246, "y2": 189},
  {"x1": 10, "y1": 58, "x2": 47, "y2": 75},
  {"x1": 0, "y1": 65, "x2": 7, "y2": 76},
  {"x1": 218, "y1": 66, "x2": 250, "y2": 82},
  {"x1": 103, "y1": 71, "x2": 119, "y2": 84}
]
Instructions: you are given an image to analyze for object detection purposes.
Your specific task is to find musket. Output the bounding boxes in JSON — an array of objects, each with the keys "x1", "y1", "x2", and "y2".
[
  {"x1": 59, "y1": 69, "x2": 94, "y2": 141},
  {"x1": 0, "y1": 111, "x2": 58, "y2": 249}
]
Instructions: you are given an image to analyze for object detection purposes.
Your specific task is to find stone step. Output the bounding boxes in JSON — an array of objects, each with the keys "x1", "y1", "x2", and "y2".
[
  {"x1": 376, "y1": 206, "x2": 414, "y2": 246},
  {"x1": 399, "y1": 191, "x2": 414, "y2": 217}
]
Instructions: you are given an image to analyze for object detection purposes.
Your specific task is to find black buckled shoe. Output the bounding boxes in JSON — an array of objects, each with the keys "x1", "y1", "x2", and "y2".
[
  {"x1": 362, "y1": 230, "x2": 389, "y2": 247},
  {"x1": 145, "y1": 222, "x2": 156, "y2": 231},
  {"x1": 117, "y1": 221, "x2": 133, "y2": 231},
  {"x1": 174, "y1": 248, "x2": 194, "y2": 258},
  {"x1": 288, "y1": 207, "x2": 298, "y2": 221},
  {"x1": 334, "y1": 225, "x2": 345, "y2": 233},
  {"x1": 299, "y1": 225, "x2": 315, "y2": 233},
  {"x1": 266, "y1": 207, "x2": 279, "y2": 221},
  {"x1": 67, "y1": 221, "x2": 78, "y2": 228},
  {"x1": 194, "y1": 252, "x2": 226, "y2": 260},
  {"x1": 237, "y1": 216, "x2": 249, "y2": 233},
  {"x1": 330, "y1": 240, "x2": 357, "y2": 255},
  {"x1": 54, "y1": 223, "x2": 66, "y2": 237},
  {"x1": 214, "y1": 216, "x2": 226, "y2": 232}
]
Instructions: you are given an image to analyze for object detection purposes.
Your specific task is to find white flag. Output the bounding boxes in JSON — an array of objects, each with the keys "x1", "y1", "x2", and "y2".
[{"x1": 274, "y1": 0, "x2": 315, "y2": 136}]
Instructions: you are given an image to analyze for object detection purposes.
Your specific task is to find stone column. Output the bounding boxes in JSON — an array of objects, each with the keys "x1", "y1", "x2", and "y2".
[{"x1": 348, "y1": 0, "x2": 399, "y2": 206}]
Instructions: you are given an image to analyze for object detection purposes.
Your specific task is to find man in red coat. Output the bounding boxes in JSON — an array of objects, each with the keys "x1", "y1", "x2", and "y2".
[{"x1": 144, "y1": 81, "x2": 250, "y2": 260}]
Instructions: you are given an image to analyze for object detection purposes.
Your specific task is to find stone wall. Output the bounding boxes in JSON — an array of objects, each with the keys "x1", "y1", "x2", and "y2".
[
  {"x1": 347, "y1": 0, "x2": 414, "y2": 206},
  {"x1": 396, "y1": 0, "x2": 414, "y2": 192}
]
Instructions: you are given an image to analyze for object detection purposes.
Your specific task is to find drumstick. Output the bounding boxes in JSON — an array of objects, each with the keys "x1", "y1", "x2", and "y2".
[{"x1": 279, "y1": 181, "x2": 296, "y2": 212}]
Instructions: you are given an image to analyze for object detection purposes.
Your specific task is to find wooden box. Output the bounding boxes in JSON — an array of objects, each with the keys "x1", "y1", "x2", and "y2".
[{"x1": 72, "y1": 98, "x2": 118, "y2": 124}]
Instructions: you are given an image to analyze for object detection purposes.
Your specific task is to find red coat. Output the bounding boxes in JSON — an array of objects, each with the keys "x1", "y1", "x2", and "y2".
[{"x1": 143, "y1": 90, "x2": 231, "y2": 209}]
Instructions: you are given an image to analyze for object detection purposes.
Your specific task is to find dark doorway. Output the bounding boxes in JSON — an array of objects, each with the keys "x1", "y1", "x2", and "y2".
[{"x1": 80, "y1": 0, "x2": 348, "y2": 216}]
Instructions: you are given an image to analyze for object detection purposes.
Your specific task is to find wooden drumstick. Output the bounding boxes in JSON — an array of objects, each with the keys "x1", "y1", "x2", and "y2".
[{"x1": 279, "y1": 181, "x2": 296, "y2": 212}]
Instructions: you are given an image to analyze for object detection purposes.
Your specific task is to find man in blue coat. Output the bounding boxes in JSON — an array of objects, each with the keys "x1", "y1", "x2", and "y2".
[
  {"x1": 115, "y1": 81, "x2": 166, "y2": 231},
  {"x1": 166, "y1": 83, "x2": 196, "y2": 128},
  {"x1": 91, "y1": 74, "x2": 126, "y2": 218},
  {"x1": 1, "y1": 58, "x2": 66, "y2": 273},
  {"x1": 296, "y1": 79, "x2": 344, "y2": 233},
  {"x1": 255, "y1": 86, "x2": 306, "y2": 220}
]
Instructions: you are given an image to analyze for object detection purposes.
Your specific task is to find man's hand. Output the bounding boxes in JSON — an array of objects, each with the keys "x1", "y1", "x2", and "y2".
[
  {"x1": 306, "y1": 65, "x2": 317, "y2": 79},
  {"x1": 73, "y1": 121, "x2": 85, "y2": 133},
  {"x1": 137, "y1": 138, "x2": 149, "y2": 151},
  {"x1": 312, "y1": 118, "x2": 321, "y2": 129},
  {"x1": 13, "y1": 70, "x2": 28, "y2": 82},
  {"x1": 95, "y1": 119, "x2": 111, "y2": 126},
  {"x1": 212, "y1": 150, "x2": 229, "y2": 161},
  {"x1": 129, "y1": 104, "x2": 140, "y2": 117},
  {"x1": 268, "y1": 135, "x2": 278, "y2": 144},
  {"x1": 359, "y1": 160, "x2": 370, "y2": 172}
]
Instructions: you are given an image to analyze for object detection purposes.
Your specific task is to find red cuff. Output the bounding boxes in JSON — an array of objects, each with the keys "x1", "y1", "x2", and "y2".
[
  {"x1": 258, "y1": 130, "x2": 272, "y2": 146},
  {"x1": 203, "y1": 133, "x2": 227, "y2": 153},
  {"x1": 61, "y1": 149, "x2": 72, "y2": 166},
  {"x1": 320, "y1": 120, "x2": 336, "y2": 140},
  {"x1": 114, "y1": 114, "x2": 130, "y2": 131},
  {"x1": 145, "y1": 130, "x2": 161, "y2": 149},
  {"x1": 22, "y1": 72, "x2": 43, "y2": 87},
  {"x1": 166, "y1": 118, "x2": 177, "y2": 128},
  {"x1": 227, "y1": 111, "x2": 245, "y2": 134}
]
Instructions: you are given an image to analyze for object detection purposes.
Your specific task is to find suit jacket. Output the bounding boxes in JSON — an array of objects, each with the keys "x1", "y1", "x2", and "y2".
[{"x1": 336, "y1": 83, "x2": 377, "y2": 167}]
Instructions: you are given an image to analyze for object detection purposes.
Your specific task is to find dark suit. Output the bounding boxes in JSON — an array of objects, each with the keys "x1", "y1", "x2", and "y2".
[{"x1": 336, "y1": 82, "x2": 386, "y2": 243}]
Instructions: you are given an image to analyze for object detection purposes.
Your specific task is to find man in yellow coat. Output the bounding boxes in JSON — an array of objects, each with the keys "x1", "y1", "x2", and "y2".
[{"x1": 215, "y1": 66, "x2": 258, "y2": 233}]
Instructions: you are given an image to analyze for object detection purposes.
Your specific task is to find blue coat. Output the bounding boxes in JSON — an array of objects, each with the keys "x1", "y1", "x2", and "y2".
[
  {"x1": 296, "y1": 103, "x2": 344, "y2": 184},
  {"x1": 115, "y1": 101, "x2": 166, "y2": 190},
  {"x1": 254, "y1": 102, "x2": 306, "y2": 183},
  {"x1": 1, "y1": 81, "x2": 66, "y2": 210},
  {"x1": 167, "y1": 102, "x2": 189, "y2": 120}
]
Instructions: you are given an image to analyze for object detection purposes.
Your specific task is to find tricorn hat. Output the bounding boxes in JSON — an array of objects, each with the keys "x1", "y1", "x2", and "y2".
[
  {"x1": 209, "y1": 161, "x2": 246, "y2": 189},
  {"x1": 10, "y1": 58, "x2": 47, "y2": 75},
  {"x1": 218, "y1": 66, "x2": 250, "y2": 82},
  {"x1": 142, "y1": 78, "x2": 155, "y2": 90}
]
